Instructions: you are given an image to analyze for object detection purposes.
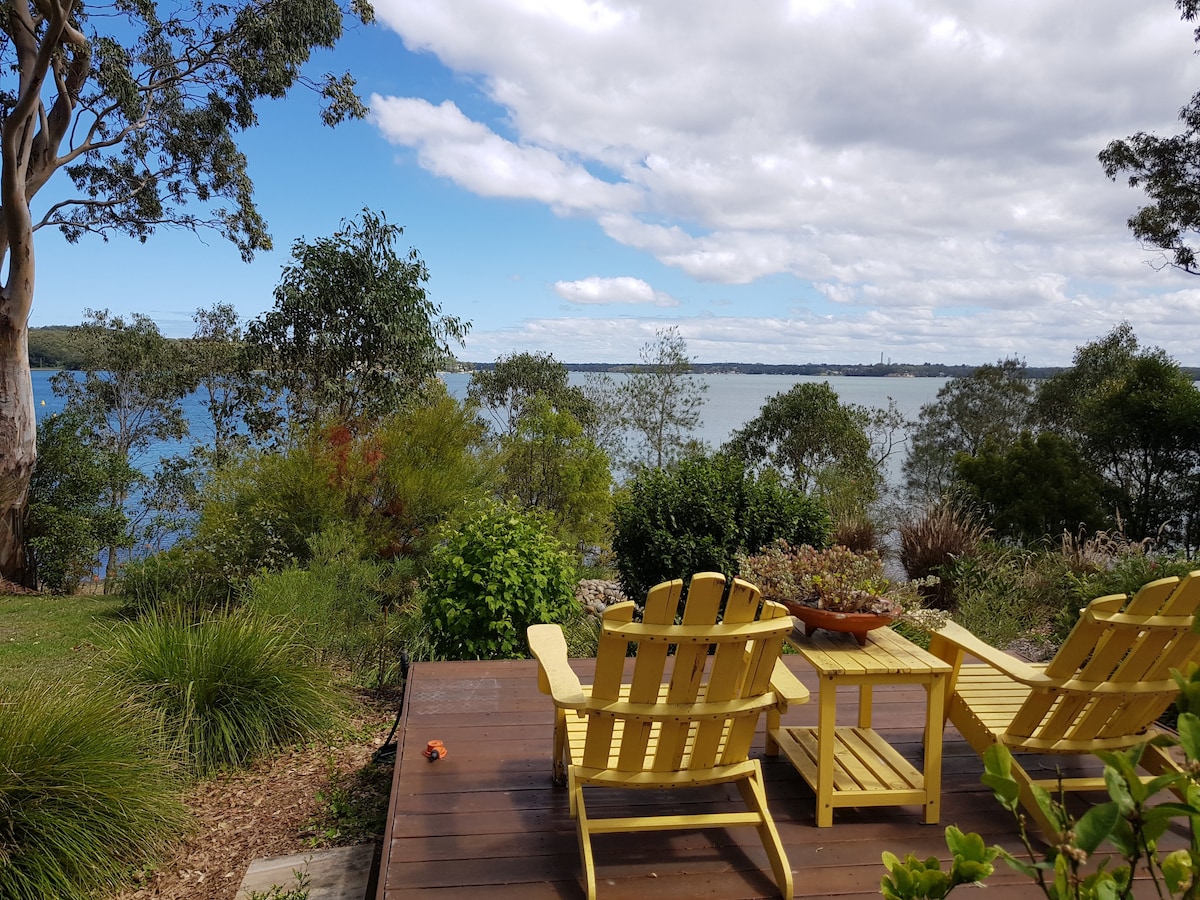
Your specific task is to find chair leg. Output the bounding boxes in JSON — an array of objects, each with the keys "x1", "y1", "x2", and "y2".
[
  {"x1": 574, "y1": 785, "x2": 597, "y2": 900},
  {"x1": 552, "y1": 708, "x2": 567, "y2": 787},
  {"x1": 736, "y1": 763, "x2": 794, "y2": 900}
]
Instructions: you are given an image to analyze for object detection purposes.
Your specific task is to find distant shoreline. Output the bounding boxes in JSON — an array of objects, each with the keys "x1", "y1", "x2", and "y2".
[{"x1": 463, "y1": 361, "x2": 1097, "y2": 379}]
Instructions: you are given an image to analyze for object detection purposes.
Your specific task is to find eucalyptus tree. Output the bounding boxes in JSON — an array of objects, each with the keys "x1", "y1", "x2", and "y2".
[
  {"x1": 0, "y1": 0, "x2": 373, "y2": 584},
  {"x1": 49, "y1": 310, "x2": 196, "y2": 584},
  {"x1": 620, "y1": 327, "x2": 707, "y2": 472},
  {"x1": 246, "y1": 209, "x2": 468, "y2": 428},
  {"x1": 1100, "y1": 0, "x2": 1200, "y2": 273},
  {"x1": 723, "y1": 381, "x2": 879, "y2": 513}
]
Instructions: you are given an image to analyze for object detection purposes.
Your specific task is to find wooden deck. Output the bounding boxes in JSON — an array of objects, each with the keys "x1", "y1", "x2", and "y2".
[{"x1": 377, "y1": 656, "x2": 1178, "y2": 899}]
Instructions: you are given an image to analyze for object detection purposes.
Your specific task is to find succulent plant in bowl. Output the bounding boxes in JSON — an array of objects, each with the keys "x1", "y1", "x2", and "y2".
[{"x1": 738, "y1": 540, "x2": 943, "y2": 641}]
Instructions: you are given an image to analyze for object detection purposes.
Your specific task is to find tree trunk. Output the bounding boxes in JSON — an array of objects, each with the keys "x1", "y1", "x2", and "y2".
[{"x1": 0, "y1": 318, "x2": 35, "y2": 586}]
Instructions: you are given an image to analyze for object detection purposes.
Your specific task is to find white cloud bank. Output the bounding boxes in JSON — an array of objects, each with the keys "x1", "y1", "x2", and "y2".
[{"x1": 370, "y1": 0, "x2": 1200, "y2": 364}]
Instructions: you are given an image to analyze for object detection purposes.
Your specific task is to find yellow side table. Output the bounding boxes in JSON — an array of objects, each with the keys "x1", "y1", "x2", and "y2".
[{"x1": 768, "y1": 624, "x2": 951, "y2": 827}]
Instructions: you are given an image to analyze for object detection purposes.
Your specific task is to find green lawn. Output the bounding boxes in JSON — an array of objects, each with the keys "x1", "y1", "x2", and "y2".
[{"x1": 0, "y1": 592, "x2": 125, "y2": 687}]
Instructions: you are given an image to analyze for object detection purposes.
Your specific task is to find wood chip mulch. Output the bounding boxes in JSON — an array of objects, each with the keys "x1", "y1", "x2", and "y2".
[{"x1": 113, "y1": 689, "x2": 400, "y2": 900}]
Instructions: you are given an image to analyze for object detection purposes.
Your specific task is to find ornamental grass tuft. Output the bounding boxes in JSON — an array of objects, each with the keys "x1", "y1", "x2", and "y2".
[
  {"x1": 0, "y1": 679, "x2": 187, "y2": 900},
  {"x1": 106, "y1": 610, "x2": 341, "y2": 776}
]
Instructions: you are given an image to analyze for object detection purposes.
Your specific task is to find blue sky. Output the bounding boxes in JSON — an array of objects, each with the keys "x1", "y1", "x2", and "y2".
[{"x1": 28, "y1": 0, "x2": 1200, "y2": 366}]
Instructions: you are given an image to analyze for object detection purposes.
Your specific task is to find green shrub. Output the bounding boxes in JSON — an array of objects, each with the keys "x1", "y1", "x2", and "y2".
[
  {"x1": 424, "y1": 500, "x2": 579, "y2": 660},
  {"x1": 194, "y1": 441, "x2": 343, "y2": 581},
  {"x1": 105, "y1": 611, "x2": 340, "y2": 775},
  {"x1": 940, "y1": 542, "x2": 1073, "y2": 652},
  {"x1": 26, "y1": 409, "x2": 129, "y2": 593},
  {"x1": 117, "y1": 543, "x2": 235, "y2": 616},
  {"x1": 0, "y1": 679, "x2": 187, "y2": 900},
  {"x1": 192, "y1": 397, "x2": 497, "y2": 580},
  {"x1": 244, "y1": 523, "x2": 414, "y2": 683},
  {"x1": 611, "y1": 453, "x2": 830, "y2": 603}
]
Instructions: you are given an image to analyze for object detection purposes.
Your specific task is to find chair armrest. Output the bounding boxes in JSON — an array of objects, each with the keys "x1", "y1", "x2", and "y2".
[
  {"x1": 769, "y1": 658, "x2": 809, "y2": 711},
  {"x1": 527, "y1": 624, "x2": 587, "y2": 709},
  {"x1": 929, "y1": 621, "x2": 1046, "y2": 685}
]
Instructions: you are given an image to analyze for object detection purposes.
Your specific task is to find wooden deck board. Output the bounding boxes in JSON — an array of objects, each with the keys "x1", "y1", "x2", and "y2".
[{"x1": 378, "y1": 656, "x2": 1174, "y2": 899}]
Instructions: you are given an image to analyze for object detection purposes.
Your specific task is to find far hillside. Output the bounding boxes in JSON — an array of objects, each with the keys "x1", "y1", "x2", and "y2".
[{"x1": 28, "y1": 326, "x2": 88, "y2": 369}]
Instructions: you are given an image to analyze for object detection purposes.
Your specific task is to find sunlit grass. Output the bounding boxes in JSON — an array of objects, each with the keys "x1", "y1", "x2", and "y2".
[{"x1": 0, "y1": 590, "x2": 123, "y2": 687}]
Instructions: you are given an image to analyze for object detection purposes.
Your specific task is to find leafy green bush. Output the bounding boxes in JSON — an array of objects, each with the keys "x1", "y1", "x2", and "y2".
[
  {"x1": 106, "y1": 611, "x2": 340, "y2": 775},
  {"x1": 194, "y1": 440, "x2": 343, "y2": 581},
  {"x1": 424, "y1": 500, "x2": 579, "y2": 660},
  {"x1": 0, "y1": 679, "x2": 187, "y2": 900},
  {"x1": 611, "y1": 453, "x2": 830, "y2": 603},
  {"x1": 26, "y1": 409, "x2": 129, "y2": 593},
  {"x1": 192, "y1": 395, "x2": 497, "y2": 582}
]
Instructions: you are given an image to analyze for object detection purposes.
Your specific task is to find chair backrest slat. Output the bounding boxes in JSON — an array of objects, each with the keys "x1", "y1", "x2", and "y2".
[
  {"x1": 653, "y1": 574, "x2": 724, "y2": 771},
  {"x1": 1006, "y1": 573, "x2": 1200, "y2": 747},
  {"x1": 583, "y1": 573, "x2": 788, "y2": 777}
]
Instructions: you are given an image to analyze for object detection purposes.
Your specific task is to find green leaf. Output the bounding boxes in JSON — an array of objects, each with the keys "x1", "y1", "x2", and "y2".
[
  {"x1": 1161, "y1": 848, "x2": 1193, "y2": 894},
  {"x1": 1180, "y1": 712, "x2": 1200, "y2": 761},
  {"x1": 1074, "y1": 800, "x2": 1118, "y2": 853}
]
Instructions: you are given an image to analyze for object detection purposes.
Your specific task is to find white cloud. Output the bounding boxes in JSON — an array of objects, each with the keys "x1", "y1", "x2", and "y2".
[
  {"x1": 554, "y1": 276, "x2": 678, "y2": 307},
  {"x1": 369, "y1": 96, "x2": 641, "y2": 216},
  {"x1": 371, "y1": 0, "x2": 1200, "y2": 361}
]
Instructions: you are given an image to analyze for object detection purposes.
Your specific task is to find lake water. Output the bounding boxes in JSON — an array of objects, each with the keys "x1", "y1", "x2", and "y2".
[{"x1": 31, "y1": 370, "x2": 948, "y2": 480}]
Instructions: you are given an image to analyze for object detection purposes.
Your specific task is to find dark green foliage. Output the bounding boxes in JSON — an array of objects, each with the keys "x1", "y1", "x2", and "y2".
[
  {"x1": 26, "y1": 409, "x2": 129, "y2": 592},
  {"x1": 247, "y1": 208, "x2": 468, "y2": 426},
  {"x1": 1100, "y1": 1, "x2": 1200, "y2": 275},
  {"x1": 424, "y1": 501, "x2": 579, "y2": 660},
  {"x1": 611, "y1": 453, "x2": 830, "y2": 603},
  {"x1": 903, "y1": 358, "x2": 1033, "y2": 503},
  {"x1": 725, "y1": 381, "x2": 879, "y2": 511},
  {"x1": 106, "y1": 611, "x2": 340, "y2": 775},
  {"x1": 955, "y1": 433, "x2": 1108, "y2": 544},
  {"x1": 0, "y1": 680, "x2": 187, "y2": 900},
  {"x1": 1034, "y1": 324, "x2": 1200, "y2": 546}
]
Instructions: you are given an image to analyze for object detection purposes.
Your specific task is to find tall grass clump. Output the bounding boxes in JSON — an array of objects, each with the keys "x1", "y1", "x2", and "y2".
[
  {"x1": 106, "y1": 611, "x2": 340, "y2": 775},
  {"x1": 899, "y1": 503, "x2": 989, "y2": 608},
  {"x1": 0, "y1": 679, "x2": 187, "y2": 900}
]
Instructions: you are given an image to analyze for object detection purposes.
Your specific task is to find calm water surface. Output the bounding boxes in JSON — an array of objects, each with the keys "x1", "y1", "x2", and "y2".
[{"x1": 31, "y1": 370, "x2": 948, "y2": 479}]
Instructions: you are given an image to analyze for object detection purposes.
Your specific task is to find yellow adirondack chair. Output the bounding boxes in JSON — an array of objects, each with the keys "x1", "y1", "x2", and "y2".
[
  {"x1": 927, "y1": 572, "x2": 1200, "y2": 837},
  {"x1": 527, "y1": 572, "x2": 807, "y2": 899}
]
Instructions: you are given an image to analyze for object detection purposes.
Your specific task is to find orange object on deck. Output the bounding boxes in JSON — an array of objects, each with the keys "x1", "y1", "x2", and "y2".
[{"x1": 423, "y1": 739, "x2": 447, "y2": 761}]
